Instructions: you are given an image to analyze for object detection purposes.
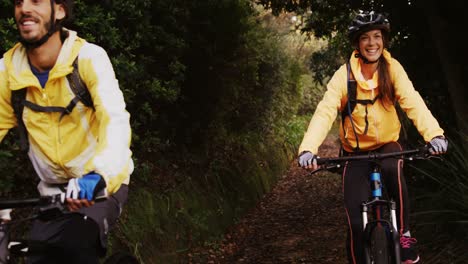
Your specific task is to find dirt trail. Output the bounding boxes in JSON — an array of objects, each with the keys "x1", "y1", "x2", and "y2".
[{"x1": 187, "y1": 133, "x2": 349, "y2": 263}]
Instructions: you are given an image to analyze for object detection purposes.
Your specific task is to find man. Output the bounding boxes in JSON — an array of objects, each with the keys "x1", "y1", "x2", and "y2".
[{"x1": 0, "y1": 0, "x2": 133, "y2": 263}]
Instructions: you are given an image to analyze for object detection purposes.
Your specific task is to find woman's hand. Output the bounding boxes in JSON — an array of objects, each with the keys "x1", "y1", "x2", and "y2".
[
  {"x1": 429, "y1": 136, "x2": 448, "y2": 155},
  {"x1": 298, "y1": 151, "x2": 318, "y2": 170}
]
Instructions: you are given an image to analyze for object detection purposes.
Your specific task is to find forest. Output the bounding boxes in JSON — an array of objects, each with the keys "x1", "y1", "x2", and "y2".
[{"x1": 0, "y1": 0, "x2": 466, "y2": 263}]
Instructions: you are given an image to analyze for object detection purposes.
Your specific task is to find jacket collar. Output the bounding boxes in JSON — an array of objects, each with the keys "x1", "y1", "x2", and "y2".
[{"x1": 4, "y1": 29, "x2": 84, "y2": 91}]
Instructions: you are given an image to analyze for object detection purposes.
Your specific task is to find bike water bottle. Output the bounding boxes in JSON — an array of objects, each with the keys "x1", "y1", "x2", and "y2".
[{"x1": 370, "y1": 168, "x2": 382, "y2": 198}]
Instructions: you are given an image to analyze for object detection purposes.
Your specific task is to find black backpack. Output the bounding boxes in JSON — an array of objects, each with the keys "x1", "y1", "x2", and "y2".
[{"x1": 11, "y1": 58, "x2": 94, "y2": 152}]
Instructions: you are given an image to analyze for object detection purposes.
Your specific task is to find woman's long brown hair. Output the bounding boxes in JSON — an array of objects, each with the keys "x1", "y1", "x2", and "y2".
[
  {"x1": 377, "y1": 56, "x2": 395, "y2": 107},
  {"x1": 377, "y1": 55, "x2": 395, "y2": 109},
  {"x1": 377, "y1": 31, "x2": 395, "y2": 108}
]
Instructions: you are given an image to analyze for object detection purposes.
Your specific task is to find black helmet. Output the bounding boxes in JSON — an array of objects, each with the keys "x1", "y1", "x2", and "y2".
[{"x1": 348, "y1": 10, "x2": 390, "y2": 45}]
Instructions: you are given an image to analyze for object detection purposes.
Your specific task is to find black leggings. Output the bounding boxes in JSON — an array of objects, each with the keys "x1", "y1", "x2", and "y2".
[{"x1": 343, "y1": 142, "x2": 410, "y2": 264}]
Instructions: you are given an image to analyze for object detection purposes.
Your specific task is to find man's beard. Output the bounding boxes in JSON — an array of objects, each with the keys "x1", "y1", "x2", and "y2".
[{"x1": 18, "y1": 19, "x2": 56, "y2": 49}]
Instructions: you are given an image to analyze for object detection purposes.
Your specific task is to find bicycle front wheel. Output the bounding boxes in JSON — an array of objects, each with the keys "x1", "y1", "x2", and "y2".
[{"x1": 364, "y1": 223, "x2": 395, "y2": 264}]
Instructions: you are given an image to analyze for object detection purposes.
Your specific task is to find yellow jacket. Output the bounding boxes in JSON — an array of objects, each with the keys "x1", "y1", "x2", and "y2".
[
  {"x1": 299, "y1": 50, "x2": 444, "y2": 154},
  {"x1": 0, "y1": 29, "x2": 133, "y2": 194}
]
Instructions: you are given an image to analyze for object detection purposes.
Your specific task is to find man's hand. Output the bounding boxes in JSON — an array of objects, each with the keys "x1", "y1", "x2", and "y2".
[
  {"x1": 429, "y1": 136, "x2": 448, "y2": 155},
  {"x1": 298, "y1": 151, "x2": 318, "y2": 170},
  {"x1": 65, "y1": 197, "x2": 95, "y2": 212},
  {"x1": 66, "y1": 173, "x2": 106, "y2": 211}
]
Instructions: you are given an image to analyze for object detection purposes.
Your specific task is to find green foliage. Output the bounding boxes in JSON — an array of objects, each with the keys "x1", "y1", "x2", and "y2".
[
  {"x1": 284, "y1": 114, "x2": 310, "y2": 152},
  {"x1": 308, "y1": 33, "x2": 349, "y2": 84},
  {"x1": 412, "y1": 134, "x2": 468, "y2": 227},
  {"x1": 0, "y1": 1, "x2": 15, "y2": 53},
  {"x1": 296, "y1": 72, "x2": 325, "y2": 112},
  {"x1": 111, "y1": 133, "x2": 292, "y2": 263},
  {"x1": 409, "y1": 134, "x2": 468, "y2": 261}
]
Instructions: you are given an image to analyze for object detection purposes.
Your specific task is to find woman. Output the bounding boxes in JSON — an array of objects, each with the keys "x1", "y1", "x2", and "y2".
[{"x1": 297, "y1": 10, "x2": 447, "y2": 264}]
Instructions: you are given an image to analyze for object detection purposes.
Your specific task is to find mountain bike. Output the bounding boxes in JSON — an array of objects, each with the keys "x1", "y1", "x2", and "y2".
[
  {"x1": 309, "y1": 146, "x2": 434, "y2": 264},
  {"x1": 0, "y1": 193, "x2": 139, "y2": 264}
]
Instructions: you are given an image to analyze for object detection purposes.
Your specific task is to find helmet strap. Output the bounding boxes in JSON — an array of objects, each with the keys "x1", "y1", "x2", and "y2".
[{"x1": 19, "y1": 0, "x2": 59, "y2": 50}]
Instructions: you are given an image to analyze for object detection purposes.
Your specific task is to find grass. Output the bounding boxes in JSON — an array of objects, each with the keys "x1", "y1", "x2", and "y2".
[{"x1": 410, "y1": 134, "x2": 468, "y2": 263}]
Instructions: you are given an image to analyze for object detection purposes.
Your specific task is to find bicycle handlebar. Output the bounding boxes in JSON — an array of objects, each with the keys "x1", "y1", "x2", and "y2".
[
  {"x1": 0, "y1": 188, "x2": 108, "y2": 211},
  {"x1": 0, "y1": 194, "x2": 65, "y2": 210},
  {"x1": 316, "y1": 147, "x2": 429, "y2": 166},
  {"x1": 310, "y1": 146, "x2": 435, "y2": 174}
]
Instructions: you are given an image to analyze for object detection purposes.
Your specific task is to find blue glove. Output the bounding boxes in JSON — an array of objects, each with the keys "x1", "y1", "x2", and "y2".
[
  {"x1": 66, "y1": 173, "x2": 106, "y2": 201},
  {"x1": 429, "y1": 136, "x2": 448, "y2": 154}
]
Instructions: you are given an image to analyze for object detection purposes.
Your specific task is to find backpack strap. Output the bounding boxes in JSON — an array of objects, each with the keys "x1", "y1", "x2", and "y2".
[
  {"x1": 341, "y1": 62, "x2": 361, "y2": 152},
  {"x1": 67, "y1": 58, "x2": 94, "y2": 110},
  {"x1": 11, "y1": 89, "x2": 29, "y2": 152},
  {"x1": 11, "y1": 56, "x2": 94, "y2": 153},
  {"x1": 341, "y1": 63, "x2": 357, "y2": 119}
]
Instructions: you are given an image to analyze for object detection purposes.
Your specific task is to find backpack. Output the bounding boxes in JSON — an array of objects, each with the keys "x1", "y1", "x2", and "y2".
[
  {"x1": 11, "y1": 57, "x2": 94, "y2": 152},
  {"x1": 340, "y1": 62, "x2": 408, "y2": 152}
]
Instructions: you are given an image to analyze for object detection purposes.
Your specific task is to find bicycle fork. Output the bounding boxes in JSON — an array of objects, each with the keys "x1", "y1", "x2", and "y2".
[
  {"x1": 362, "y1": 168, "x2": 401, "y2": 264},
  {"x1": 361, "y1": 168, "x2": 398, "y2": 231}
]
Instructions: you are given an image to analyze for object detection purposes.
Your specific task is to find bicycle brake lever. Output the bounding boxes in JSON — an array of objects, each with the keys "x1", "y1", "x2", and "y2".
[
  {"x1": 308, "y1": 168, "x2": 323, "y2": 175},
  {"x1": 325, "y1": 163, "x2": 341, "y2": 170},
  {"x1": 308, "y1": 163, "x2": 340, "y2": 175},
  {"x1": 406, "y1": 152, "x2": 443, "y2": 161},
  {"x1": 94, "y1": 188, "x2": 108, "y2": 202},
  {"x1": 426, "y1": 155, "x2": 444, "y2": 161}
]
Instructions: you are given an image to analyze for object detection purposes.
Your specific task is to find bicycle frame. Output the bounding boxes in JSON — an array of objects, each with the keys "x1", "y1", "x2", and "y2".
[
  {"x1": 0, "y1": 194, "x2": 139, "y2": 264},
  {"x1": 0, "y1": 194, "x2": 65, "y2": 263},
  {"x1": 310, "y1": 146, "x2": 433, "y2": 264}
]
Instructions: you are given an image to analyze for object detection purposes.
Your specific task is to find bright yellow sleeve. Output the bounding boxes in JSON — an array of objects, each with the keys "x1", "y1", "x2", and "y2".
[
  {"x1": 79, "y1": 45, "x2": 133, "y2": 194},
  {"x1": 391, "y1": 59, "x2": 444, "y2": 141},
  {"x1": 0, "y1": 58, "x2": 16, "y2": 142}
]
